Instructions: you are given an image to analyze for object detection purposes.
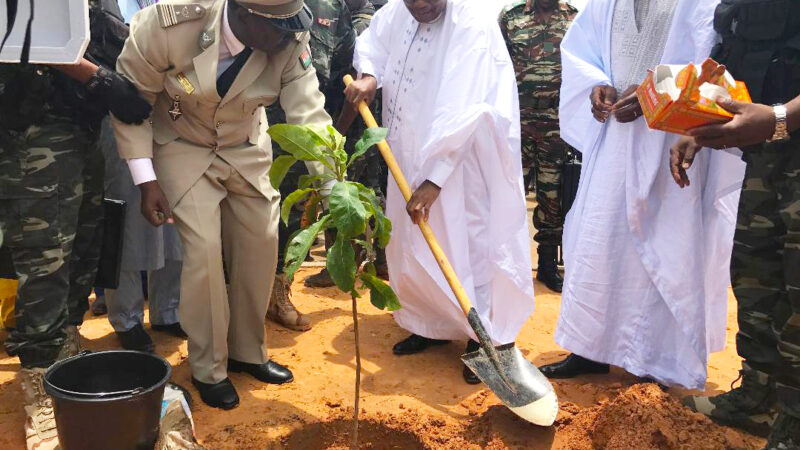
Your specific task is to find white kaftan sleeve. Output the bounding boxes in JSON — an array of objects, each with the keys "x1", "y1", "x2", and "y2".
[
  {"x1": 558, "y1": 0, "x2": 613, "y2": 156},
  {"x1": 353, "y1": 0, "x2": 396, "y2": 87},
  {"x1": 416, "y1": 25, "x2": 518, "y2": 189}
]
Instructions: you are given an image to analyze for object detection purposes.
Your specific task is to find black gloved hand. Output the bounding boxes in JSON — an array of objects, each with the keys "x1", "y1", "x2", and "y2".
[{"x1": 86, "y1": 66, "x2": 152, "y2": 125}]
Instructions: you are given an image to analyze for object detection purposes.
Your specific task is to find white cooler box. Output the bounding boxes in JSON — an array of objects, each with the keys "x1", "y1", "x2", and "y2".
[{"x1": 0, "y1": 0, "x2": 89, "y2": 64}]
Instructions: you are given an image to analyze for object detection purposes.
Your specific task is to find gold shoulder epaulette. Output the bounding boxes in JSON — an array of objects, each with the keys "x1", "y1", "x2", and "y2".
[{"x1": 157, "y1": 3, "x2": 206, "y2": 28}]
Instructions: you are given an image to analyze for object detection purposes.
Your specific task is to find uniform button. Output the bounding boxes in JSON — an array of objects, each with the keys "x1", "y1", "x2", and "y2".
[
  {"x1": 212, "y1": 144, "x2": 219, "y2": 151},
  {"x1": 216, "y1": 121, "x2": 223, "y2": 128}
]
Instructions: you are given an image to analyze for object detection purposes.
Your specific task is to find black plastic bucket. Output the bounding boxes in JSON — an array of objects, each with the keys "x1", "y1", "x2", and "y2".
[{"x1": 43, "y1": 350, "x2": 172, "y2": 450}]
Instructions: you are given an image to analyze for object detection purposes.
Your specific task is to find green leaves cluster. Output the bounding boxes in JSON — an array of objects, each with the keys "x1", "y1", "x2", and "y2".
[{"x1": 268, "y1": 124, "x2": 400, "y2": 311}]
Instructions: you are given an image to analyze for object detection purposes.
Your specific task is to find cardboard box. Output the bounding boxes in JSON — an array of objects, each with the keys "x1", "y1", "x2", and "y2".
[{"x1": 636, "y1": 58, "x2": 752, "y2": 135}]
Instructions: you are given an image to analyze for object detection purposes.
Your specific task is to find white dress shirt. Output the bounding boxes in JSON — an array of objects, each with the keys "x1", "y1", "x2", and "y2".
[{"x1": 127, "y1": 1, "x2": 247, "y2": 185}]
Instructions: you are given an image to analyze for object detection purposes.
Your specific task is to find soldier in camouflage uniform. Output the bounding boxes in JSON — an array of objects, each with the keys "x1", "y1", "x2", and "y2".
[
  {"x1": 500, "y1": 0, "x2": 576, "y2": 293},
  {"x1": 674, "y1": 2, "x2": 800, "y2": 447},
  {"x1": 303, "y1": 0, "x2": 392, "y2": 288},
  {"x1": 267, "y1": 0, "x2": 358, "y2": 331},
  {"x1": 0, "y1": 2, "x2": 150, "y2": 447}
]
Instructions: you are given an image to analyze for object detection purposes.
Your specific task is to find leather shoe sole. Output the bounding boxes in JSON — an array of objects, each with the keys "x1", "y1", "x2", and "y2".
[{"x1": 463, "y1": 365, "x2": 481, "y2": 384}]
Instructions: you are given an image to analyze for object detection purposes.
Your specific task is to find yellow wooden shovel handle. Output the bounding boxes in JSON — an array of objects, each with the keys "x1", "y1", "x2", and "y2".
[{"x1": 344, "y1": 74, "x2": 474, "y2": 316}]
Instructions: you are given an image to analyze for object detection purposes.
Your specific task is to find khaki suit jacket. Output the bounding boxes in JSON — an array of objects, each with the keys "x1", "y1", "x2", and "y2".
[{"x1": 112, "y1": 0, "x2": 331, "y2": 205}]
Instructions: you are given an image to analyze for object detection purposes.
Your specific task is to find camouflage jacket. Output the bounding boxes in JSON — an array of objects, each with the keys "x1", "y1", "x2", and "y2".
[
  {"x1": 267, "y1": 0, "x2": 357, "y2": 125},
  {"x1": 350, "y1": 1, "x2": 376, "y2": 35},
  {"x1": 308, "y1": 0, "x2": 356, "y2": 95},
  {"x1": 500, "y1": 1, "x2": 576, "y2": 112}
]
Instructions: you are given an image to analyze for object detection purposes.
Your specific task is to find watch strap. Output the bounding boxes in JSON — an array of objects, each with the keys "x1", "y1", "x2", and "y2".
[{"x1": 769, "y1": 104, "x2": 790, "y2": 142}]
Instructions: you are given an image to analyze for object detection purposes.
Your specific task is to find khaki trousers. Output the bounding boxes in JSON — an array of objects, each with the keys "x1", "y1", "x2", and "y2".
[{"x1": 173, "y1": 156, "x2": 278, "y2": 384}]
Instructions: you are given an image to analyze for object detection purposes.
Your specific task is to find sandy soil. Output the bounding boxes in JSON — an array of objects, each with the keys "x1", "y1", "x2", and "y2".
[{"x1": 0, "y1": 261, "x2": 766, "y2": 449}]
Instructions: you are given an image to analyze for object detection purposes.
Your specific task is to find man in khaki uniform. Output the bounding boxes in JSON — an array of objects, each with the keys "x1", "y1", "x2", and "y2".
[{"x1": 112, "y1": 0, "x2": 331, "y2": 409}]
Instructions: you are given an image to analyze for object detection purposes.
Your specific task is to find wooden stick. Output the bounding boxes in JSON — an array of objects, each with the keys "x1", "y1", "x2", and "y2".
[{"x1": 343, "y1": 75, "x2": 475, "y2": 316}]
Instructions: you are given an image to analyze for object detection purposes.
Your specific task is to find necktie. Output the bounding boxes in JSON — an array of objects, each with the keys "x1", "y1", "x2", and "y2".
[{"x1": 216, "y1": 47, "x2": 253, "y2": 98}]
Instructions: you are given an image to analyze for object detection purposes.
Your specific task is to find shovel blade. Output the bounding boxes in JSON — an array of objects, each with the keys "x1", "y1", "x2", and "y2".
[{"x1": 462, "y1": 343, "x2": 558, "y2": 426}]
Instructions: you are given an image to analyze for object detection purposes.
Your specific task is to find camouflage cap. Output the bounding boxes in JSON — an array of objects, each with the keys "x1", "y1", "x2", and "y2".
[{"x1": 236, "y1": 0, "x2": 313, "y2": 32}]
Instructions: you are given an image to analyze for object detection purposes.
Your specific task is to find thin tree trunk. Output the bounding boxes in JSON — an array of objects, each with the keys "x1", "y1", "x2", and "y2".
[{"x1": 351, "y1": 294, "x2": 361, "y2": 449}]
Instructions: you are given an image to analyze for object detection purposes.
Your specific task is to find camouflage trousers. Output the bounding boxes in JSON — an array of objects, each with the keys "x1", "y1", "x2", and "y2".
[
  {"x1": 276, "y1": 146, "x2": 308, "y2": 271},
  {"x1": 0, "y1": 121, "x2": 104, "y2": 369},
  {"x1": 732, "y1": 138, "x2": 800, "y2": 417},
  {"x1": 521, "y1": 116, "x2": 567, "y2": 246}
]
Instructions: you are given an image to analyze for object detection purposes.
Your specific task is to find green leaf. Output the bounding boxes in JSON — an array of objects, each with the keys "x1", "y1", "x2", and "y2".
[
  {"x1": 359, "y1": 189, "x2": 392, "y2": 248},
  {"x1": 269, "y1": 155, "x2": 297, "y2": 189},
  {"x1": 267, "y1": 124, "x2": 330, "y2": 168},
  {"x1": 283, "y1": 215, "x2": 330, "y2": 282},
  {"x1": 281, "y1": 188, "x2": 313, "y2": 226},
  {"x1": 360, "y1": 272, "x2": 401, "y2": 311},
  {"x1": 348, "y1": 127, "x2": 388, "y2": 167},
  {"x1": 329, "y1": 182, "x2": 368, "y2": 238},
  {"x1": 306, "y1": 123, "x2": 334, "y2": 148},
  {"x1": 326, "y1": 233, "x2": 357, "y2": 293}
]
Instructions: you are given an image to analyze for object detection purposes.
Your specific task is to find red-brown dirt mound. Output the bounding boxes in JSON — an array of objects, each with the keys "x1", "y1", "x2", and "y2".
[{"x1": 556, "y1": 383, "x2": 757, "y2": 449}]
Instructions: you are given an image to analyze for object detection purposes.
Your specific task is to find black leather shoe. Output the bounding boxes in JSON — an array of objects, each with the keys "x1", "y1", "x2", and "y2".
[
  {"x1": 304, "y1": 269, "x2": 335, "y2": 288},
  {"x1": 463, "y1": 340, "x2": 481, "y2": 384},
  {"x1": 191, "y1": 377, "x2": 239, "y2": 410},
  {"x1": 537, "y1": 245, "x2": 564, "y2": 293},
  {"x1": 228, "y1": 359, "x2": 294, "y2": 385},
  {"x1": 539, "y1": 353, "x2": 609, "y2": 379},
  {"x1": 152, "y1": 322, "x2": 188, "y2": 338},
  {"x1": 116, "y1": 323, "x2": 155, "y2": 352},
  {"x1": 392, "y1": 334, "x2": 450, "y2": 355}
]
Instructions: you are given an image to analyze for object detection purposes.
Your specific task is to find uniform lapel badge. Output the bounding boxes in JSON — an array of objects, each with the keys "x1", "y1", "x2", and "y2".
[
  {"x1": 317, "y1": 17, "x2": 332, "y2": 27},
  {"x1": 169, "y1": 95, "x2": 183, "y2": 121},
  {"x1": 176, "y1": 73, "x2": 195, "y2": 95},
  {"x1": 199, "y1": 30, "x2": 214, "y2": 50},
  {"x1": 299, "y1": 48, "x2": 312, "y2": 70}
]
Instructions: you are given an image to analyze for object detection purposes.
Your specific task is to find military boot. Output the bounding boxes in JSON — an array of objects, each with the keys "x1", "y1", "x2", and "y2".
[
  {"x1": 56, "y1": 325, "x2": 80, "y2": 361},
  {"x1": 536, "y1": 245, "x2": 563, "y2": 292},
  {"x1": 682, "y1": 363, "x2": 777, "y2": 437},
  {"x1": 20, "y1": 367, "x2": 59, "y2": 450},
  {"x1": 267, "y1": 274, "x2": 311, "y2": 331},
  {"x1": 763, "y1": 412, "x2": 800, "y2": 450}
]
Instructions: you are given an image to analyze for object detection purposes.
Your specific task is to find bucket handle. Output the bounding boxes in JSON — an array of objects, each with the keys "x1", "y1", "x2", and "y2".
[
  {"x1": 47, "y1": 350, "x2": 143, "y2": 398},
  {"x1": 48, "y1": 385, "x2": 145, "y2": 399}
]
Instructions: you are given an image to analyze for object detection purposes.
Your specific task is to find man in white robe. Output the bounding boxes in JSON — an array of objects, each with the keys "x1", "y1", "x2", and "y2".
[
  {"x1": 346, "y1": 0, "x2": 535, "y2": 384},
  {"x1": 543, "y1": 0, "x2": 745, "y2": 389}
]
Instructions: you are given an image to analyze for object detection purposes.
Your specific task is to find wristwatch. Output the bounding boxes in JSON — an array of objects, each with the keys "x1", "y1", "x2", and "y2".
[{"x1": 769, "y1": 104, "x2": 790, "y2": 142}]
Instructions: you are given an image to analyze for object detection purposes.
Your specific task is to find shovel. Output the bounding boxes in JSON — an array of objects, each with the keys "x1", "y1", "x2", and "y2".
[{"x1": 343, "y1": 75, "x2": 559, "y2": 427}]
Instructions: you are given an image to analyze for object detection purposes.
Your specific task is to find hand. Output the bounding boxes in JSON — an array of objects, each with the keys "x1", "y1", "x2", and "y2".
[
  {"x1": 688, "y1": 99, "x2": 776, "y2": 149},
  {"x1": 87, "y1": 67, "x2": 152, "y2": 125},
  {"x1": 406, "y1": 180, "x2": 441, "y2": 225},
  {"x1": 669, "y1": 135, "x2": 704, "y2": 188},
  {"x1": 612, "y1": 85, "x2": 643, "y2": 123},
  {"x1": 591, "y1": 85, "x2": 617, "y2": 123},
  {"x1": 344, "y1": 75, "x2": 378, "y2": 107},
  {"x1": 139, "y1": 181, "x2": 174, "y2": 227}
]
